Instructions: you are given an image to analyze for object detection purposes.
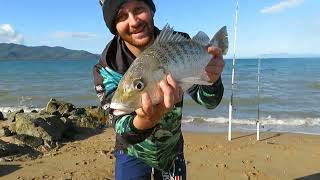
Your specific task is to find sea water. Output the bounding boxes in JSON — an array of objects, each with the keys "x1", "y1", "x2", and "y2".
[{"x1": 0, "y1": 58, "x2": 319, "y2": 135}]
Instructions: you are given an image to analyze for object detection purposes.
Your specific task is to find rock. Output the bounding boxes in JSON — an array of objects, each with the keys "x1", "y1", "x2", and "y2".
[
  {"x1": 7, "y1": 109, "x2": 24, "y2": 122},
  {"x1": 14, "y1": 113, "x2": 66, "y2": 143},
  {"x1": 8, "y1": 122, "x2": 17, "y2": 135},
  {"x1": 50, "y1": 110, "x2": 61, "y2": 116},
  {"x1": 45, "y1": 98, "x2": 58, "y2": 113},
  {"x1": 45, "y1": 98, "x2": 75, "y2": 116},
  {"x1": 6, "y1": 99, "x2": 110, "y2": 147},
  {"x1": 0, "y1": 125, "x2": 12, "y2": 137},
  {"x1": 84, "y1": 106, "x2": 110, "y2": 127},
  {"x1": 15, "y1": 134, "x2": 44, "y2": 148},
  {"x1": 0, "y1": 139, "x2": 21, "y2": 157},
  {"x1": 0, "y1": 111, "x2": 4, "y2": 121},
  {"x1": 59, "y1": 106, "x2": 109, "y2": 130},
  {"x1": 60, "y1": 117, "x2": 72, "y2": 129},
  {"x1": 0, "y1": 99, "x2": 113, "y2": 155},
  {"x1": 45, "y1": 99, "x2": 108, "y2": 128},
  {"x1": 68, "y1": 115, "x2": 101, "y2": 129},
  {"x1": 70, "y1": 108, "x2": 86, "y2": 117}
]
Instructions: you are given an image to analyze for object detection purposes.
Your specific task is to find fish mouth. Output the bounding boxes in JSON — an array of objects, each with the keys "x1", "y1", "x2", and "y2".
[{"x1": 110, "y1": 102, "x2": 135, "y2": 114}]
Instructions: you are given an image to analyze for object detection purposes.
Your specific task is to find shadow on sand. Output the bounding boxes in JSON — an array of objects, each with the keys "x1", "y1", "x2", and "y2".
[
  {"x1": 0, "y1": 164, "x2": 22, "y2": 177},
  {"x1": 294, "y1": 173, "x2": 320, "y2": 180},
  {"x1": 231, "y1": 131, "x2": 282, "y2": 141},
  {"x1": 62, "y1": 126, "x2": 106, "y2": 142}
]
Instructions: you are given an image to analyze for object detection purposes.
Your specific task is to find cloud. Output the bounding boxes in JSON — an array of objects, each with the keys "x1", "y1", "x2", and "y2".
[
  {"x1": 260, "y1": 0, "x2": 304, "y2": 14},
  {"x1": 51, "y1": 31, "x2": 97, "y2": 39},
  {"x1": 0, "y1": 24, "x2": 24, "y2": 44}
]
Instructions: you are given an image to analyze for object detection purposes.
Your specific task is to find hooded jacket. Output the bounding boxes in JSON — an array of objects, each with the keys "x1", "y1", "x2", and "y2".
[{"x1": 92, "y1": 28, "x2": 224, "y2": 171}]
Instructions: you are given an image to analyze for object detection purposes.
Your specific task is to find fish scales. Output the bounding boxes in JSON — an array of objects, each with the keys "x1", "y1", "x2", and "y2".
[
  {"x1": 165, "y1": 42, "x2": 208, "y2": 79},
  {"x1": 154, "y1": 42, "x2": 204, "y2": 68}
]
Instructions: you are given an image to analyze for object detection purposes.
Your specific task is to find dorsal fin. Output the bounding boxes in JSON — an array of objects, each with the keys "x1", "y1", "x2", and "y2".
[
  {"x1": 155, "y1": 24, "x2": 189, "y2": 44},
  {"x1": 192, "y1": 31, "x2": 210, "y2": 46},
  {"x1": 210, "y1": 26, "x2": 228, "y2": 55}
]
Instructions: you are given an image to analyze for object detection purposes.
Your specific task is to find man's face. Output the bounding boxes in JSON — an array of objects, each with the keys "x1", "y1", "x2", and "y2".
[{"x1": 115, "y1": 0, "x2": 155, "y2": 49}]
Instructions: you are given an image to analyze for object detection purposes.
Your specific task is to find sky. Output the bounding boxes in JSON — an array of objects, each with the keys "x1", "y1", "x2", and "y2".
[{"x1": 0, "y1": 0, "x2": 319, "y2": 58}]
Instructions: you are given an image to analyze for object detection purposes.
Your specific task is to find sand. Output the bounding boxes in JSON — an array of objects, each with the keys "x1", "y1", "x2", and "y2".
[{"x1": 1, "y1": 128, "x2": 320, "y2": 180}]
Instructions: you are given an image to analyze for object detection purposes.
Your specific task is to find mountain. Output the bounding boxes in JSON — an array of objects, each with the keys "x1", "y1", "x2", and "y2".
[{"x1": 0, "y1": 43, "x2": 100, "y2": 60}]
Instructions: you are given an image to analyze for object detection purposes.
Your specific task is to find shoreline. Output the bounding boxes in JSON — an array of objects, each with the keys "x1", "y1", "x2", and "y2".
[
  {"x1": 182, "y1": 123, "x2": 320, "y2": 137},
  {"x1": 1, "y1": 106, "x2": 320, "y2": 136},
  {"x1": 1, "y1": 129, "x2": 320, "y2": 179}
]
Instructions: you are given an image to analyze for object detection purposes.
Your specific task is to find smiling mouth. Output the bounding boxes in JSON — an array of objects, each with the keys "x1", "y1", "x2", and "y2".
[
  {"x1": 131, "y1": 25, "x2": 145, "y2": 34},
  {"x1": 132, "y1": 30, "x2": 144, "y2": 35}
]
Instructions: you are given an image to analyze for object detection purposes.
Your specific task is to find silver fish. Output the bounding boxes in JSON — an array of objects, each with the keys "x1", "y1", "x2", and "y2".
[{"x1": 110, "y1": 24, "x2": 228, "y2": 112}]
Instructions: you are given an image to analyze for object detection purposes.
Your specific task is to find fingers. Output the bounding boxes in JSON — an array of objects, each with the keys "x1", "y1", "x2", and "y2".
[
  {"x1": 142, "y1": 92, "x2": 153, "y2": 115},
  {"x1": 159, "y1": 74, "x2": 182, "y2": 109},
  {"x1": 205, "y1": 46, "x2": 225, "y2": 83},
  {"x1": 160, "y1": 78, "x2": 174, "y2": 109},
  {"x1": 205, "y1": 57, "x2": 224, "y2": 74},
  {"x1": 208, "y1": 46, "x2": 222, "y2": 58},
  {"x1": 137, "y1": 74, "x2": 182, "y2": 119},
  {"x1": 207, "y1": 46, "x2": 224, "y2": 71},
  {"x1": 166, "y1": 74, "x2": 180, "y2": 102},
  {"x1": 136, "y1": 92, "x2": 153, "y2": 116}
]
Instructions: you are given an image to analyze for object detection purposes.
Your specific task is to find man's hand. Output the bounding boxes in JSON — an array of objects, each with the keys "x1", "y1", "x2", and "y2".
[
  {"x1": 205, "y1": 46, "x2": 225, "y2": 84},
  {"x1": 133, "y1": 74, "x2": 183, "y2": 130}
]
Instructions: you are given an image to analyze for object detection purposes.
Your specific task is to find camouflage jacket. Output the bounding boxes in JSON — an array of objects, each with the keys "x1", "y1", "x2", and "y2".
[{"x1": 92, "y1": 28, "x2": 224, "y2": 171}]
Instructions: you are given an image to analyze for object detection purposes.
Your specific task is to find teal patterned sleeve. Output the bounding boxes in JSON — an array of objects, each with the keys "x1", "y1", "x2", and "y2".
[
  {"x1": 187, "y1": 77, "x2": 224, "y2": 109},
  {"x1": 114, "y1": 115, "x2": 135, "y2": 134},
  {"x1": 112, "y1": 113, "x2": 155, "y2": 145}
]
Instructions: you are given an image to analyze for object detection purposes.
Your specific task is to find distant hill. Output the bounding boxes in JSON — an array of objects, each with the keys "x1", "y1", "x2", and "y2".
[{"x1": 0, "y1": 43, "x2": 100, "y2": 60}]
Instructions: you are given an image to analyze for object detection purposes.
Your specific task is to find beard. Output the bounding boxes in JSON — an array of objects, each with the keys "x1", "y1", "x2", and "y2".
[{"x1": 120, "y1": 20, "x2": 155, "y2": 49}]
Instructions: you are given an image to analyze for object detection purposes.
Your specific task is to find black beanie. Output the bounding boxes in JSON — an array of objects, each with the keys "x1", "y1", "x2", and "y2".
[{"x1": 100, "y1": 0, "x2": 156, "y2": 35}]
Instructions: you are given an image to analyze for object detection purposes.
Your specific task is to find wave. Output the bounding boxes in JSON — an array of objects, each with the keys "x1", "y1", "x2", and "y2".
[
  {"x1": 182, "y1": 115, "x2": 320, "y2": 135},
  {"x1": 0, "y1": 106, "x2": 43, "y2": 118},
  {"x1": 182, "y1": 115, "x2": 320, "y2": 126}
]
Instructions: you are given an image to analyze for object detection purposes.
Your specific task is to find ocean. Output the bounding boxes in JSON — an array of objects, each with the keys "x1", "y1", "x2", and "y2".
[{"x1": 1, "y1": 58, "x2": 319, "y2": 135}]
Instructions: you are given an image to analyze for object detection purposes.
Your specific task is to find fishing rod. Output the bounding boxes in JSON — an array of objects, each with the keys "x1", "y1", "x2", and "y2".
[
  {"x1": 228, "y1": 0, "x2": 239, "y2": 141},
  {"x1": 256, "y1": 57, "x2": 261, "y2": 141}
]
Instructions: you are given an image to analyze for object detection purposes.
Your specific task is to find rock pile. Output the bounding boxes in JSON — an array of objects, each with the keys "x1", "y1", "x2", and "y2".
[{"x1": 0, "y1": 98, "x2": 110, "y2": 158}]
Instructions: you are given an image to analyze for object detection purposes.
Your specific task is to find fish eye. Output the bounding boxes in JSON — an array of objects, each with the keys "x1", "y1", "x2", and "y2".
[{"x1": 133, "y1": 80, "x2": 145, "y2": 91}]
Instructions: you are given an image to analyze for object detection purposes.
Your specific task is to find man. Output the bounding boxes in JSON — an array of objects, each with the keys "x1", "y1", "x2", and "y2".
[{"x1": 93, "y1": 0, "x2": 225, "y2": 179}]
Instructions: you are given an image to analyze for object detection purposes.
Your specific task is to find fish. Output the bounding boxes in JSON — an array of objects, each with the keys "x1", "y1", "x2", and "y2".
[{"x1": 110, "y1": 24, "x2": 228, "y2": 113}]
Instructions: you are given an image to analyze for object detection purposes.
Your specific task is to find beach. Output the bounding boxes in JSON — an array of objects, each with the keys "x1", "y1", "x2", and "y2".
[
  {"x1": 1, "y1": 0, "x2": 320, "y2": 178},
  {"x1": 0, "y1": 58, "x2": 319, "y2": 179},
  {"x1": 1, "y1": 128, "x2": 319, "y2": 180}
]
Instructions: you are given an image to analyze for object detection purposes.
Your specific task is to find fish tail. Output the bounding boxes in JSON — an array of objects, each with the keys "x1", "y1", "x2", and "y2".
[{"x1": 210, "y1": 26, "x2": 228, "y2": 55}]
